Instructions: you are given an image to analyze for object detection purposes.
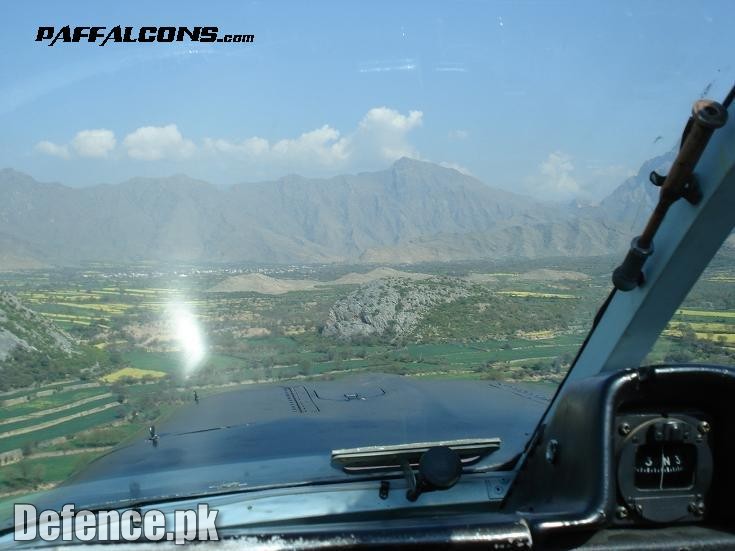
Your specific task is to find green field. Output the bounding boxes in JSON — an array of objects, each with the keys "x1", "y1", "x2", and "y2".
[
  {"x1": 0, "y1": 452, "x2": 100, "y2": 493},
  {"x1": 0, "y1": 408, "x2": 123, "y2": 453},
  {"x1": 0, "y1": 253, "x2": 733, "y2": 495},
  {"x1": 122, "y1": 350, "x2": 248, "y2": 373},
  {"x1": 0, "y1": 397, "x2": 117, "y2": 434},
  {"x1": 0, "y1": 387, "x2": 110, "y2": 420}
]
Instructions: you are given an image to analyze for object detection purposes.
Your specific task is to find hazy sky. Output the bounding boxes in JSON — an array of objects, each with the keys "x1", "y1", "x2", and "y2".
[{"x1": 1, "y1": 1, "x2": 733, "y2": 201}]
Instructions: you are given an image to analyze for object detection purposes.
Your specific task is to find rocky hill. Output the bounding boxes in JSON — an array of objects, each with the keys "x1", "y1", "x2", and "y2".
[
  {"x1": 0, "y1": 292, "x2": 75, "y2": 361},
  {"x1": 209, "y1": 267, "x2": 434, "y2": 294},
  {"x1": 0, "y1": 292, "x2": 82, "y2": 390},
  {"x1": 322, "y1": 277, "x2": 471, "y2": 340}
]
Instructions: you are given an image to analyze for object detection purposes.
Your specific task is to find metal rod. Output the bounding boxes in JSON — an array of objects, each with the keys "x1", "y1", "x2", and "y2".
[
  {"x1": 638, "y1": 100, "x2": 727, "y2": 249},
  {"x1": 612, "y1": 99, "x2": 728, "y2": 291}
]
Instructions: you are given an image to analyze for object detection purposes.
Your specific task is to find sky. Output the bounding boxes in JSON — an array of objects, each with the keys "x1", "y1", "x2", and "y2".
[{"x1": 1, "y1": 1, "x2": 733, "y2": 201}]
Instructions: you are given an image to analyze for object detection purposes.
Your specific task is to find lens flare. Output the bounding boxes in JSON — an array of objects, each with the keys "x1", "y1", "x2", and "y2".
[{"x1": 167, "y1": 301, "x2": 206, "y2": 376}]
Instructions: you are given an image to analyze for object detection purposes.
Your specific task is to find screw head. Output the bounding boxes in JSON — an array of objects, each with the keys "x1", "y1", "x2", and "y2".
[
  {"x1": 688, "y1": 500, "x2": 705, "y2": 516},
  {"x1": 545, "y1": 439, "x2": 560, "y2": 465},
  {"x1": 698, "y1": 421, "x2": 711, "y2": 434},
  {"x1": 618, "y1": 422, "x2": 632, "y2": 436},
  {"x1": 615, "y1": 506, "x2": 629, "y2": 519}
]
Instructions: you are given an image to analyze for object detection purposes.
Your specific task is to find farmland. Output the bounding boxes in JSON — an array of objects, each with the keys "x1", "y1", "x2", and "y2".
[{"x1": 0, "y1": 251, "x2": 734, "y2": 496}]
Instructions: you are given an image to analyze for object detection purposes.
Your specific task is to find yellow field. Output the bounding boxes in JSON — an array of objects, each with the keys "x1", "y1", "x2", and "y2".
[
  {"x1": 40, "y1": 312, "x2": 94, "y2": 321},
  {"x1": 23, "y1": 292, "x2": 102, "y2": 302},
  {"x1": 497, "y1": 291, "x2": 575, "y2": 299},
  {"x1": 515, "y1": 330, "x2": 558, "y2": 340},
  {"x1": 663, "y1": 329, "x2": 735, "y2": 343},
  {"x1": 53, "y1": 302, "x2": 130, "y2": 313},
  {"x1": 93, "y1": 340, "x2": 128, "y2": 349},
  {"x1": 101, "y1": 367, "x2": 167, "y2": 382},
  {"x1": 283, "y1": 325, "x2": 307, "y2": 336},
  {"x1": 21, "y1": 286, "x2": 182, "y2": 320},
  {"x1": 676, "y1": 309, "x2": 735, "y2": 318},
  {"x1": 693, "y1": 332, "x2": 735, "y2": 343},
  {"x1": 39, "y1": 313, "x2": 93, "y2": 325},
  {"x1": 677, "y1": 322, "x2": 735, "y2": 333},
  {"x1": 17, "y1": 285, "x2": 220, "y2": 347}
]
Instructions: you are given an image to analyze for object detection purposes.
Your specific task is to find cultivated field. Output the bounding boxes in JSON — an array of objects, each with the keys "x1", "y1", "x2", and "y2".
[{"x1": 1, "y1": 252, "x2": 733, "y2": 496}]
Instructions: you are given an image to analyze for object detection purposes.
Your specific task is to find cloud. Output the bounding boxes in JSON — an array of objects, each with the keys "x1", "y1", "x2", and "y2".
[
  {"x1": 271, "y1": 125, "x2": 349, "y2": 166},
  {"x1": 123, "y1": 124, "x2": 195, "y2": 161},
  {"x1": 350, "y1": 107, "x2": 423, "y2": 162},
  {"x1": 71, "y1": 129, "x2": 116, "y2": 158},
  {"x1": 36, "y1": 129, "x2": 115, "y2": 159},
  {"x1": 204, "y1": 126, "x2": 348, "y2": 167},
  {"x1": 35, "y1": 140, "x2": 70, "y2": 159},
  {"x1": 359, "y1": 107, "x2": 423, "y2": 133},
  {"x1": 523, "y1": 154, "x2": 638, "y2": 201},
  {"x1": 538, "y1": 151, "x2": 580, "y2": 197},
  {"x1": 203, "y1": 136, "x2": 269, "y2": 157},
  {"x1": 205, "y1": 107, "x2": 423, "y2": 171},
  {"x1": 32, "y1": 108, "x2": 439, "y2": 177}
]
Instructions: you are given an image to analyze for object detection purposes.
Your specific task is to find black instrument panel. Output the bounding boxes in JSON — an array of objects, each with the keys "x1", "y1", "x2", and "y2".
[
  {"x1": 614, "y1": 411, "x2": 713, "y2": 523},
  {"x1": 505, "y1": 364, "x2": 735, "y2": 548}
]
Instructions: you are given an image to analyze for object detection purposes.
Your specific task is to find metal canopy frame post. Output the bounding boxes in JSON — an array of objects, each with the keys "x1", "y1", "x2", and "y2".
[{"x1": 551, "y1": 103, "x2": 735, "y2": 405}]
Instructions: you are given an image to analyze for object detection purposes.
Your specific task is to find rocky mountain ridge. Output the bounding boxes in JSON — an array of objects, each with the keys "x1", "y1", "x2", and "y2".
[{"x1": 0, "y1": 152, "x2": 675, "y2": 267}]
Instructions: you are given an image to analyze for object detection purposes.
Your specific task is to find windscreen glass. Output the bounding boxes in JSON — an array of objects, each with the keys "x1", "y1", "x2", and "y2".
[{"x1": 0, "y1": 1, "x2": 733, "y2": 509}]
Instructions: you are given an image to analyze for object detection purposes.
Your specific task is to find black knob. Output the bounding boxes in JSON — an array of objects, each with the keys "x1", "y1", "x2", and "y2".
[
  {"x1": 419, "y1": 446, "x2": 462, "y2": 490},
  {"x1": 612, "y1": 237, "x2": 653, "y2": 291}
]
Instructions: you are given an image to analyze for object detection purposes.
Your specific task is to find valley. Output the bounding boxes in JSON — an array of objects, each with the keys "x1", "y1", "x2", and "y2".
[
  {"x1": 0, "y1": 141, "x2": 729, "y2": 504},
  {"x1": 1, "y1": 253, "x2": 734, "y2": 499}
]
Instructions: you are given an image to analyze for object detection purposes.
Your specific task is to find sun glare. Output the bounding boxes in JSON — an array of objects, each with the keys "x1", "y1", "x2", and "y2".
[{"x1": 167, "y1": 301, "x2": 206, "y2": 376}]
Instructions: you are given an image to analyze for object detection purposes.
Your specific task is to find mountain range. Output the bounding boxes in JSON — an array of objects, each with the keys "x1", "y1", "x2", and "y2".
[{"x1": 0, "y1": 154, "x2": 672, "y2": 268}]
